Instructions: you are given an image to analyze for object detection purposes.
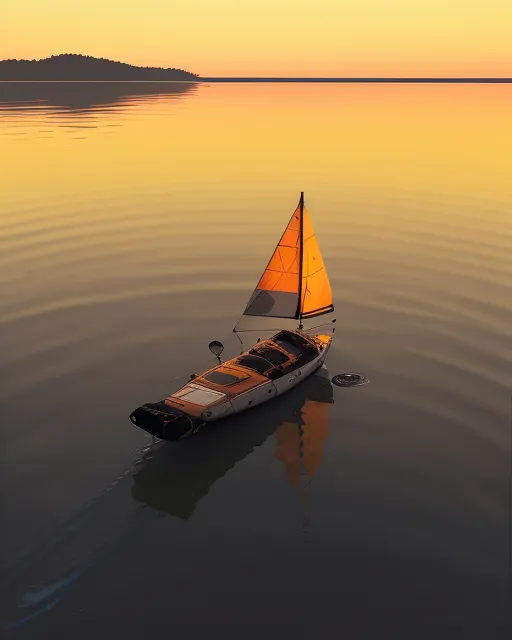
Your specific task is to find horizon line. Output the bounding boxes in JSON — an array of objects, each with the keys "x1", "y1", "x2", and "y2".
[
  {"x1": 200, "y1": 77, "x2": 512, "y2": 83},
  {"x1": 1, "y1": 77, "x2": 511, "y2": 84}
]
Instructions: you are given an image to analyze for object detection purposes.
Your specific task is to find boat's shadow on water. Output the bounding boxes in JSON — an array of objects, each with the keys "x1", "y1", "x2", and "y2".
[{"x1": 131, "y1": 369, "x2": 335, "y2": 519}]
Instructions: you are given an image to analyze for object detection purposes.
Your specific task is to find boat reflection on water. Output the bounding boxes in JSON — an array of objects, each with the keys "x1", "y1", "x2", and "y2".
[
  {"x1": 131, "y1": 368, "x2": 334, "y2": 519},
  {"x1": 273, "y1": 375, "x2": 332, "y2": 513}
]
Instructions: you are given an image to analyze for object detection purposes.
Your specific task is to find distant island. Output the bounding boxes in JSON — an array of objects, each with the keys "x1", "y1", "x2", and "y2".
[
  {"x1": 0, "y1": 54, "x2": 510, "y2": 83},
  {"x1": 0, "y1": 54, "x2": 198, "y2": 81}
]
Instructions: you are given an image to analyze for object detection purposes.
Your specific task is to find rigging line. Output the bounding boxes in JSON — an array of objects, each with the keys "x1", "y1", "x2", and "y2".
[
  {"x1": 303, "y1": 320, "x2": 334, "y2": 333},
  {"x1": 263, "y1": 267, "x2": 298, "y2": 275},
  {"x1": 234, "y1": 329, "x2": 244, "y2": 353},
  {"x1": 233, "y1": 327, "x2": 290, "y2": 332},
  {"x1": 164, "y1": 356, "x2": 219, "y2": 391},
  {"x1": 277, "y1": 248, "x2": 286, "y2": 272},
  {"x1": 306, "y1": 265, "x2": 327, "y2": 278}
]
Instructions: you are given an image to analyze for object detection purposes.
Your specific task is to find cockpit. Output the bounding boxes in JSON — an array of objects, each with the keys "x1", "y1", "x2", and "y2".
[{"x1": 232, "y1": 331, "x2": 320, "y2": 379}]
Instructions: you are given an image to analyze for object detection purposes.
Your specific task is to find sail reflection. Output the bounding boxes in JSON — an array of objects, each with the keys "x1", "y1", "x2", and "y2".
[
  {"x1": 131, "y1": 369, "x2": 334, "y2": 519},
  {"x1": 274, "y1": 392, "x2": 331, "y2": 485},
  {"x1": 0, "y1": 81, "x2": 199, "y2": 115}
]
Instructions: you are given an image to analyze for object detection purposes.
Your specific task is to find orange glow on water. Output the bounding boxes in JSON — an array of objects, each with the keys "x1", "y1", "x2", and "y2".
[{"x1": 1, "y1": 83, "x2": 511, "y2": 205}]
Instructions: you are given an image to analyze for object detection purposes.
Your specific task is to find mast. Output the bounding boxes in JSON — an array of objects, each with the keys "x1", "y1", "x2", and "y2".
[{"x1": 297, "y1": 191, "x2": 304, "y2": 329}]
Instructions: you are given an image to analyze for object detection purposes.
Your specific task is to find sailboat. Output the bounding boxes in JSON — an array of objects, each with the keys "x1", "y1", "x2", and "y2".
[{"x1": 129, "y1": 192, "x2": 335, "y2": 441}]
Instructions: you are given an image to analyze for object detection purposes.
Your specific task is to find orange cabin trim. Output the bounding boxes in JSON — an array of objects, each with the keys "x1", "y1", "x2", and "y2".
[{"x1": 164, "y1": 332, "x2": 331, "y2": 417}]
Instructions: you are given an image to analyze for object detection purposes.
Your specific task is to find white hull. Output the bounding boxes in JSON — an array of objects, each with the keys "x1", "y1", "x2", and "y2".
[{"x1": 201, "y1": 340, "x2": 331, "y2": 423}]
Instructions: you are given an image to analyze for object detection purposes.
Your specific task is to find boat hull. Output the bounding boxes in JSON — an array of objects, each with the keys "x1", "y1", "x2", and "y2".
[
  {"x1": 222, "y1": 341, "x2": 330, "y2": 420},
  {"x1": 130, "y1": 337, "x2": 331, "y2": 441}
]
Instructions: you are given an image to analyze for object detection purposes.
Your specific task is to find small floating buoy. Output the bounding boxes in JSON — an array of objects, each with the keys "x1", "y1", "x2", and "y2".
[{"x1": 332, "y1": 373, "x2": 369, "y2": 387}]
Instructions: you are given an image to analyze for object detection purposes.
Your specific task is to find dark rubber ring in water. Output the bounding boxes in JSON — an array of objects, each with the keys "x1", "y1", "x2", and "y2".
[{"x1": 332, "y1": 373, "x2": 369, "y2": 387}]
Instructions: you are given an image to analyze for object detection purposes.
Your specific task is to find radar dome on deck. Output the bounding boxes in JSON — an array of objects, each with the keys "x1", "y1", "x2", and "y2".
[{"x1": 208, "y1": 340, "x2": 224, "y2": 358}]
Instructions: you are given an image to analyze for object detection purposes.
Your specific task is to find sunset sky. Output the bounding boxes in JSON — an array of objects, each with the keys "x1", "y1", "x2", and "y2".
[{"x1": 2, "y1": 0, "x2": 512, "y2": 76}]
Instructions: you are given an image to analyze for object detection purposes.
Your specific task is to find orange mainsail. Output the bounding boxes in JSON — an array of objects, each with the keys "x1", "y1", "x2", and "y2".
[
  {"x1": 300, "y1": 204, "x2": 334, "y2": 319},
  {"x1": 240, "y1": 192, "x2": 333, "y2": 323}
]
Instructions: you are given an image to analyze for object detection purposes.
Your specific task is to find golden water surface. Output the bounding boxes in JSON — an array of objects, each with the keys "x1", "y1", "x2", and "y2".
[{"x1": 1, "y1": 81, "x2": 511, "y2": 639}]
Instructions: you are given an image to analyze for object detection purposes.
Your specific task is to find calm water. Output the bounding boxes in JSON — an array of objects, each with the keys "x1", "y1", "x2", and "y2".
[{"x1": 0, "y1": 81, "x2": 511, "y2": 639}]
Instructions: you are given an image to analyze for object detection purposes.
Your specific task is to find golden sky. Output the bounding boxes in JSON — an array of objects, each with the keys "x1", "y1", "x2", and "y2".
[{"x1": 3, "y1": 0, "x2": 512, "y2": 76}]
